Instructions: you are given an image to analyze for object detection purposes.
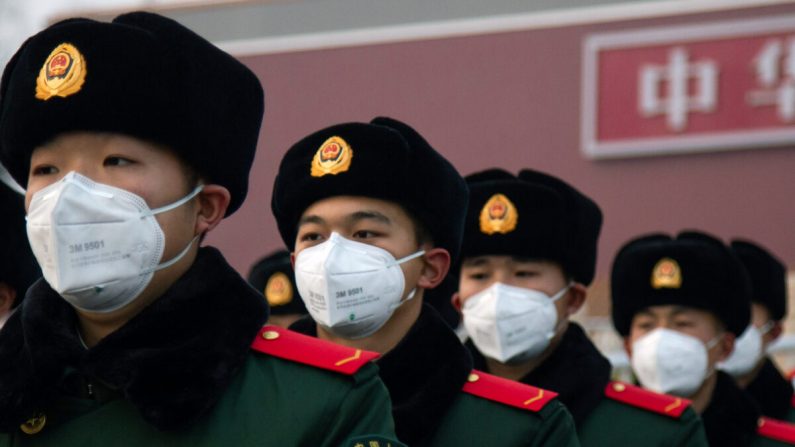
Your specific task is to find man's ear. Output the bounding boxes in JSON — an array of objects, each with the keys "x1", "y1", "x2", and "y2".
[
  {"x1": 717, "y1": 332, "x2": 736, "y2": 362},
  {"x1": 767, "y1": 321, "x2": 783, "y2": 342},
  {"x1": 0, "y1": 283, "x2": 17, "y2": 314},
  {"x1": 451, "y1": 292, "x2": 463, "y2": 314},
  {"x1": 290, "y1": 252, "x2": 296, "y2": 269},
  {"x1": 194, "y1": 185, "x2": 231, "y2": 235},
  {"x1": 416, "y1": 247, "x2": 450, "y2": 290},
  {"x1": 564, "y1": 283, "x2": 587, "y2": 317},
  {"x1": 623, "y1": 336, "x2": 632, "y2": 357}
]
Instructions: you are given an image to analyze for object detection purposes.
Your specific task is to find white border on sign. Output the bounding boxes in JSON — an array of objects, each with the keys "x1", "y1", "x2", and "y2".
[
  {"x1": 217, "y1": 0, "x2": 793, "y2": 56},
  {"x1": 581, "y1": 14, "x2": 795, "y2": 160}
]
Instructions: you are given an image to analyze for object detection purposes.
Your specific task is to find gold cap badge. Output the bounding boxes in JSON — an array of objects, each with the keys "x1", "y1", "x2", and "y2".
[
  {"x1": 651, "y1": 258, "x2": 682, "y2": 289},
  {"x1": 36, "y1": 43, "x2": 86, "y2": 101},
  {"x1": 264, "y1": 272, "x2": 293, "y2": 306},
  {"x1": 479, "y1": 193, "x2": 518, "y2": 235},
  {"x1": 311, "y1": 136, "x2": 353, "y2": 177}
]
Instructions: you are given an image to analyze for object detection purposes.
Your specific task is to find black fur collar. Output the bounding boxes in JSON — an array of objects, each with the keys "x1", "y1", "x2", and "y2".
[
  {"x1": 702, "y1": 371, "x2": 761, "y2": 447},
  {"x1": 745, "y1": 357, "x2": 793, "y2": 420},
  {"x1": 468, "y1": 322, "x2": 611, "y2": 426},
  {"x1": 0, "y1": 247, "x2": 268, "y2": 431},
  {"x1": 291, "y1": 304, "x2": 472, "y2": 445}
]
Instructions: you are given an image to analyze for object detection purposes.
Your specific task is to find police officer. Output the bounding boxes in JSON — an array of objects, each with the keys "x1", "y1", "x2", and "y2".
[
  {"x1": 247, "y1": 249, "x2": 308, "y2": 328},
  {"x1": 0, "y1": 12, "x2": 401, "y2": 446},
  {"x1": 273, "y1": 118, "x2": 579, "y2": 446},
  {"x1": 0, "y1": 180, "x2": 40, "y2": 329},
  {"x1": 611, "y1": 230, "x2": 795, "y2": 446},
  {"x1": 453, "y1": 168, "x2": 708, "y2": 446},
  {"x1": 720, "y1": 239, "x2": 793, "y2": 421}
]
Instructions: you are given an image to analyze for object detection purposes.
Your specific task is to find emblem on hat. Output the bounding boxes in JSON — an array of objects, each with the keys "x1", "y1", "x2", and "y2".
[
  {"x1": 311, "y1": 136, "x2": 353, "y2": 177},
  {"x1": 651, "y1": 257, "x2": 682, "y2": 289},
  {"x1": 479, "y1": 193, "x2": 518, "y2": 235},
  {"x1": 264, "y1": 272, "x2": 293, "y2": 306},
  {"x1": 35, "y1": 43, "x2": 86, "y2": 101}
]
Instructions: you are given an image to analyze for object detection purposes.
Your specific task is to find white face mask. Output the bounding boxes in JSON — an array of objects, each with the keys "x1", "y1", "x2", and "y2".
[
  {"x1": 294, "y1": 232, "x2": 425, "y2": 339},
  {"x1": 26, "y1": 172, "x2": 202, "y2": 313},
  {"x1": 631, "y1": 328, "x2": 719, "y2": 397},
  {"x1": 462, "y1": 282, "x2": 571, "y2": 364},
  {"x1": 718, "y1": 322, "x2": 773, "y2": 377}
]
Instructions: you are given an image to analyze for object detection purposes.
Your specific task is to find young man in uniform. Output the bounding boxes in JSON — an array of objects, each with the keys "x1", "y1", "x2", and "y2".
[
  {"x1": 0, "y1": 12, "x2": 402, "y2": 446},
  {"x1": 721, "y1": 239, "x2": 794, "y2": 421},
  {"x1": 272, "y1": 118, "x2": 579, "y2": 446},
  {"x1": 0, "y1": 180, "x2": 40, "y2": 329},
  {"x1": 247, "y1": 250, "x2": 308, "y2": 328},
  {"x1": 452, "y1": 168, "x2": 708, "y2": 446},
  {"x1": 611, "y1": 231, "x2": 795, "y2": 446}
]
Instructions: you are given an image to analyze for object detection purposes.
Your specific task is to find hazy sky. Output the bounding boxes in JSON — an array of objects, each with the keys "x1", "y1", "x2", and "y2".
[{"x1": 0, "y1": 0, "x2": 169, "y2": 70}]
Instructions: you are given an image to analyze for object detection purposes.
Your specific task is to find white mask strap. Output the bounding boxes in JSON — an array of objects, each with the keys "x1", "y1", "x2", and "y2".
[
  {"x1": 705, "y1": 335, "x2": 721, "y2": 350},
  {"x1": 759, "y1": 321, "x2": 776, "y2": 336},
  {"x1": 393, "y1": 249, "x2": 426, "y2": 266},
  {"x1": 147, "y1": 184, "x2": 204, "y2": 216},
  {"x1": 145, "y1": 235, "x2": 200, "y2": 274},
  {"x1": 550, "y1": 282, "x2": 574, "y2": 303}
]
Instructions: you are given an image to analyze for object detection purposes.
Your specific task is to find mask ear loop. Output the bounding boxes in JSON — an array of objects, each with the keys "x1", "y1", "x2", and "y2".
[
  {"x1": 146, "y1": 184, "x2": 204, "y2": 217},
  {"x1": 388, "y1": 249, "x2": 427, "y2": 311},
  {"x1": 759, "y1": 320, "x2": 776, "y2": 336},
  {"x1": 544, "y1": 281, "x2": 576, "y2": 341}
]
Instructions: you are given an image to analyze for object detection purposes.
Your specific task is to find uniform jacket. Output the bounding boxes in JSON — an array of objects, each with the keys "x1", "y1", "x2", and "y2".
[
  {"x1": 470, "y1": 323, "x2": 709, "y2": 446},
  {"x1": 0, "y1": 247, "x2": 399, "y2": 446},
  {"x1": 745, "y1": 358, "x2": 794, "y2": 421},
  {"x1": 702, "y1": 371, "x2": 761, "y2": 447},
  {"x1": 293, "y1": 304, "x2": 580, "y2": 446}
]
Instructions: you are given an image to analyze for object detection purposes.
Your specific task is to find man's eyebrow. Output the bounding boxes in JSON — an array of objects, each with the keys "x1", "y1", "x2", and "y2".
[
  {"x1": 347, "y1": 210, "x2": 391, "y2": 225},
  {"x1": 298, "y1": 215, "x2": 325, "y2": 227},
  {"x1": 669, "y1": 306, "x2": 695, "y2": 317},
  {"x1": 462, "y1": 257, "x2": 489, "y2": 267}
]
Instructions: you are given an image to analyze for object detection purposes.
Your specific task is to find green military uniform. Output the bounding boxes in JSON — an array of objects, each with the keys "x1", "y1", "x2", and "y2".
[
  {"x1": 729, "y1": 241, "x2": 793, "y2": 421},
  {"x1": 610, "y1": 231, "x2": 795, "y2": 446},
  {"x1": 293, "y1": 304, "x2": 579, "y2": 446},
  {"x1": 468, "y1": 324, "x2": 708, "y2": 446},
  {"x1": 0, "y1": 248, "x2": 401, "y2": 446},
  {"x1": 460, "y1": 169, "x2": 709, "y2": 446}
]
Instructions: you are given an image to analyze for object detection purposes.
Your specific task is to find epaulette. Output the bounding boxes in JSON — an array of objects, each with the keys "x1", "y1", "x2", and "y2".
[
  {"x1": 461, "y1": 370, "x2": 558, "y2": 412},
  {"x1": 758, "y1": 417, "x2": 795, "y2": 444},
  {"x1": 250, "y1": 325, "x2": 379, "y2": 375},
  {"x1": 604, "y1": 381, "x2": 691, "y2": 418}
]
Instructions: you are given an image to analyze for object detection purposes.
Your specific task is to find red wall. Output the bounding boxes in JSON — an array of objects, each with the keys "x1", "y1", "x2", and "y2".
[{"x1": 206, "y1": 3, "x2": 795, "y2": 282}]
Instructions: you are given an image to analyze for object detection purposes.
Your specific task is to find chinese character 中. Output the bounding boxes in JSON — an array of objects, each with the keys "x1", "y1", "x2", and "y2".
[{"x1": 639, "y1": 47, "x2": 719, "y2": 132}]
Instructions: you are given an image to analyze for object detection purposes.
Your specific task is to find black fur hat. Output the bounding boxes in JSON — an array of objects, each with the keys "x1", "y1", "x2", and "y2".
[
  {"x1": 0, "y1": 12, "x2": 264, "y2": 215},
  {"x1": 611, "y1": 230, "x2": 751, "y2": 336},
  {"x1": 271, "y1": 117, "x2": 468, "y2": 262},
  {"x1": 731, "y1": 239, "x2": 787, "y2": 321},
  {"x1": 247, "y1": 250, "x2": 306, "y2": 316},
  {"x1": 460, "y1": 168, "x2": 601, "y2": 285},
  {"x1": 0, "y1": 182, "x2": 40, "y2": 306}
]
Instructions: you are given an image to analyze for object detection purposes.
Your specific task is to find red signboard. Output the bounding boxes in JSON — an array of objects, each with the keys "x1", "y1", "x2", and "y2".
[{"x1": 582, "y1": 15, "x2": 795, "y2": 159}]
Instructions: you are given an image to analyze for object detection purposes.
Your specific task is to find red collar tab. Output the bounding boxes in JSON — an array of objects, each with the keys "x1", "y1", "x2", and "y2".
[
  {"x1": 758, "y1": 417, "x2": 795, "y2": 444},
  {"x1": 604, "y1": 381, "x2": 691, "y2": 419},
  {"x1": 250, "y1": 325, "x2": 379, "y2": 375},
  {"x1": 462, "y1": 370, "x2": 558, "y2": 412}
]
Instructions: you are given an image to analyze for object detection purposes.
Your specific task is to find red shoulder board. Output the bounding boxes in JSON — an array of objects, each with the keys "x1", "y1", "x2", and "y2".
[
  {"x1": 250, "y1": 325, "x2": 379, "y2": 375},
  {"x1": 604, "y1": 381, "x2": 691, "y2": 419},
  {"x1": 758, "y1": 417, "x2": 795, "y2": 444},
  {"x1": 461, "y1": 370, "x2": 558, "y2": 412}
]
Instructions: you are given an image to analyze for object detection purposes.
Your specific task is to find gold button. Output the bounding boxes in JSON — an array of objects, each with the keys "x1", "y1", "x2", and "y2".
[
  {"x1": 613, "y1": 383, "x2": 626, "y2": 392},
  {"x1": 262, "y1": 330, "x2": 280, "y2": 340},
  {"x1": 20, "y1": 414, "x2": 46, "y2": 435},
  {"x1": 468, "y1": 373, "x2": 480, "y2": 383}
]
